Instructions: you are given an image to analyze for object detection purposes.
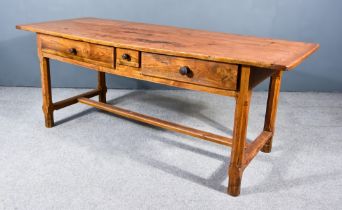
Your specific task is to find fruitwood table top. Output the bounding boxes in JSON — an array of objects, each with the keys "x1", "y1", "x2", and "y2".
[{"x1": 17, "y1": 17, "x2": 319, "y2": 70}]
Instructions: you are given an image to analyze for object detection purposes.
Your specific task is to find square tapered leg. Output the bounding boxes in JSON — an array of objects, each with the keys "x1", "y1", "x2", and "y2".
[
  {"x1": 261, "y1": 71, "x2": 282, "y2": 153},
  {"x1": 39, "y1": 56, "x2": 54, "y2": 128},
  {"x1": 98, "y1": 72, "x2": 107, "y2": 103},
  {"x1": 228, "y1": 66, "x2": 252, "y2": 196}
]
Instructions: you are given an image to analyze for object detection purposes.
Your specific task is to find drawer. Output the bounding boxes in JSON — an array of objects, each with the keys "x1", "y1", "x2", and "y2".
[
  {"x1": 141, "y1": 53, "x2": 238, "y2": 90},
  {"x1": 116, "y1": 48, "x2": 140, "y2": 68},
  {"x1": 40, "y1": 35, "x2": 114, "y2": 68}
]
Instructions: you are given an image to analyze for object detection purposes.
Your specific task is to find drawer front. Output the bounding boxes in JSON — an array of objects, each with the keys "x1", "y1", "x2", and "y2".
[
  {"x1": 40, "y1": 35, "x2": 114, "y2": 68},
  {"x1": 116, "y1": 48, "x2": 140, "y2": 68},
  {"x1": 141, "y1": 53, "x2": 238, "y2": 90}
]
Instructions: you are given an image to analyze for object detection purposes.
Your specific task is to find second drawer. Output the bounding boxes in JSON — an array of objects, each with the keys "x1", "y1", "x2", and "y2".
[{"x1": 141, "y1": 53, "x2": 238, "y2": 90}]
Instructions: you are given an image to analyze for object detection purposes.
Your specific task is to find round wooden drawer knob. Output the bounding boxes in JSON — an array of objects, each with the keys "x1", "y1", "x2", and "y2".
[
  {"x1": 179, "y1": 66, "x2": 191, "y2": 76},
  {"x1": 121, "y1": 53, "x2": 131, "y2": 61},
  {"x1": 68, "y1": 48, "x2": 77, "y2": 55}
]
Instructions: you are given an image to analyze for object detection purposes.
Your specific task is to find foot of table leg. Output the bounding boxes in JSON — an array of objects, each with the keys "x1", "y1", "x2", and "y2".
[
  {"x1": 98, "y1": 72, "x2": 107, "y2": 103},
  {"x1": 228, "y1": 165, "x2": 243, "y2": 196},
  {"x1": 261, "y1": 138, "x2": 273, "y2": 153},
  {"x1": 261, "y1": 71, "x2": 282, "y2": 153},
  {"x1": 43, "y1": 109, "x2": 54, "y2": 128},
  {"x1": 227, "y1": 65, "x2": 252, "y2": 196}
]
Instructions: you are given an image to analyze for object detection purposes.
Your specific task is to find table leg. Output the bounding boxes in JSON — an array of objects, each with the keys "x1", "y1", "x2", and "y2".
[
  {"x1": 98, "y1": 72, "x2": 107, "y2": 103},
  {"x1": 261, "y1": 71, "x2": 283, "y2": 153},
  {"x1": 39, "y1": 56, "x2": 54, "y2": 128},
  {"x1": 228, "y1": 66, "x2": 252, "y2": 196}
]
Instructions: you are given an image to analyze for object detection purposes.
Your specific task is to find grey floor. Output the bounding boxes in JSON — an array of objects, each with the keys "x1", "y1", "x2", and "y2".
[{"x1": 0, "y1": 87, "x2": 341, "y2": 210}]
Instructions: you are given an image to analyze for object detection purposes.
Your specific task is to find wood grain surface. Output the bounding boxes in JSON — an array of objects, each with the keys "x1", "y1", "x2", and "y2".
[
  {"x1": 40, "y1": 34, "x2": 114, "y2": 68},
  {"x1": 116, "y1": 48, "x2": 140, "y2": 68},
  {"x1": 17, "y1": 17, "x2": 319, "y2": 70},
  {"x1": 142, "y1": 52, "x2": 238, "y2": 90}
]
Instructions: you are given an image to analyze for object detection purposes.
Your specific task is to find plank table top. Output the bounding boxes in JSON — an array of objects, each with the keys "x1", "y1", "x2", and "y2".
[{"x1": 16, "y1": 17, "x2": 319, "y2": 70}]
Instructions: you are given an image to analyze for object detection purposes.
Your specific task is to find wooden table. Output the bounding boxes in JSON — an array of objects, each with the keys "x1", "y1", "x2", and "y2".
[{"x1": 16, "y1": 18, "x2": 319, "y2": 196}]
